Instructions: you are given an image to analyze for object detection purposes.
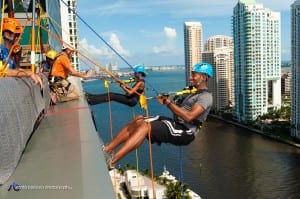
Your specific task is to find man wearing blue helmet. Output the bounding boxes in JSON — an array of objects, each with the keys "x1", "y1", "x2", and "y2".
[
  {"x1": 102, "y1": 62, "x2": 213, "y2": 170},
  {"x1": 85, "y1": 65, "x2": 146, "y2": 107}
]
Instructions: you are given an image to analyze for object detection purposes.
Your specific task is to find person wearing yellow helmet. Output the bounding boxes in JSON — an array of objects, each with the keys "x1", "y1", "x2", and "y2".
[
  {"x1": 41, "y1": 49, "x2": 57, "y2": 72},
  {"x1": 85, "y1": 64, "x2": 146, "y2": 107},
  {"x1": 46, "y1": 49, "x2": 57, "y2": 60}
]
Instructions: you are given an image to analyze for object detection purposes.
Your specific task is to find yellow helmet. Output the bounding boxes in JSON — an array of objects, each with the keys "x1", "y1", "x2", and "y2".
[
  {"x1": 45, "y1": 50, "x2": 57, "y2": 60},
  {"x1": 2, "y1": 18, "x2": 22, "y2": 35}
]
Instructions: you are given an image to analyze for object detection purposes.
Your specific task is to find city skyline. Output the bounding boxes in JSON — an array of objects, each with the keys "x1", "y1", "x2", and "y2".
[{"x1": 77, "y1": 0, "x2": 293, "y2": 69}]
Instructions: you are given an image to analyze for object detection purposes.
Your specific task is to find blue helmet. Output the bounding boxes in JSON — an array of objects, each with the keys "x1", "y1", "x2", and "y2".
[
  {"x1": 134, "y1": 65, "x2": 145, "y2": 74},
  {"x1": 192, "y1": 62, "x2": 213, "y2": 78}
]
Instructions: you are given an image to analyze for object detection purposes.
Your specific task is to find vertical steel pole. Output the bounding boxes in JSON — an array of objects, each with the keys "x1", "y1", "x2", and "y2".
[{"x1": 31, "y1": 0, "x2": 36, "y2": 72}]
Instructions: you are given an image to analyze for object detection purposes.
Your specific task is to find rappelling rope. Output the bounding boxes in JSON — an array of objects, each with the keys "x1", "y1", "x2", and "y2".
[
  {"x1": 59, "y1": 0, "x2": 160, "y2": 96},
  {"x1": 40, "y1": 2, "x2": 160, "y2": 195},
  {"x1": 179, "y1": 146, "x2": 184, "y2": 199},
  {"x1": 30, "y1": 15, "x2": 153, "y2": 108},
  {"x1": 0, "y1": 0, "x2": 6, "y2": 76},
  {"x1": 103, "y1": 80, "x2": 114, "y2": 141}
]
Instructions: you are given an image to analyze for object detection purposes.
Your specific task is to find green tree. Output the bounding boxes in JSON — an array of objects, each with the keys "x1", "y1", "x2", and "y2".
[{"x1": 165, "y1": 182, "x2": 191, "y2": 199}]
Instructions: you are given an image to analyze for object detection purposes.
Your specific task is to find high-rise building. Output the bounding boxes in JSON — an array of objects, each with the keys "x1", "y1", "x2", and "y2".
[
  {"x1": 232, "y1": 0, "x2": 281, "y2": 122},
  {"x1": 291, "y1": 0, "x2": 300, "y2": 139},
  {"x1": 60, "y1": 0, "x2": 80, "y2": 71},
  {"x1": 281, "y1": 69, "x2": 291, "y2": 97},
  {"x1": 203, "y1": 35, "x2": 234, "y2": 111},
  {"x1": 184, "y1": 22, "x2": 202, "y2": 86}
]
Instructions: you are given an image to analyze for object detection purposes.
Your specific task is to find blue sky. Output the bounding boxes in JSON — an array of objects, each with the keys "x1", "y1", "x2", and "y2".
[{"x1": 76, "y1": 0, "x2": 294, "y2": 69}]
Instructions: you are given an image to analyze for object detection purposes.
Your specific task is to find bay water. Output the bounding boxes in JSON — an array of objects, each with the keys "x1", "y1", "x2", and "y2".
[{"x1": 83, "y1": 70, "x2": 300, "y2": 199}]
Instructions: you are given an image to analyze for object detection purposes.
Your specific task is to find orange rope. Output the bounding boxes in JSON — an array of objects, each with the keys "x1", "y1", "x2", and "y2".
[
  {"x1": 143, "y1": 103, "x2": 156, "y2": 198},
  {"x1": 27, "y1": 18, "x2": 122, "y2": 82},
  {"x1": 29, "y1": 17, "x2": 157, "y2": 197}
]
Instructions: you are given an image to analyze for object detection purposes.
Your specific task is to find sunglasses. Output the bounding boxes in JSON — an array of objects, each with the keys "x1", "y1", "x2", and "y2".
[{"x1": 3, "y1": 36, "x2": 15, "y2": 44}]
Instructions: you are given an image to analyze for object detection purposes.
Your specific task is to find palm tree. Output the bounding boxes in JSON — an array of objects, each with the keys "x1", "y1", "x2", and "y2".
[{"x1": 165, "y1": 181, "x2": 191, "y2": 199}]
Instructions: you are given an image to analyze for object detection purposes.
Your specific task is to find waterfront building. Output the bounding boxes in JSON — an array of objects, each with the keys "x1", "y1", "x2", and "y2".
[
  {"x1": 281, "y1": 69, "x2": 291, "y2": 98},
  {"x1": 116, "y1": 168, "x2": 202, "y2": 199},
  {"x1": 203, "y1": 35, "x2": 234, "y2": 111},
  {"x1": 184, "y1": 22, "x2": 202, "y2": 86},
  {"x1": 60, "y1": 0, "x2": 80, "y2": 71},
  {"x1": 291, "y1": 0, "x2": 300, "y2": 139},
  {"x1": 124, "y1": 170, "x2": 165, "y2": 199},
  {"x1": 232, "y1": 0, "x2": 281, "y2": 122}
]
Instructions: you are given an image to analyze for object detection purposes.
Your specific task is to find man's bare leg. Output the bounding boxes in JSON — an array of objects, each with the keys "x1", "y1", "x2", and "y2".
[
  {"x1": 104, "y1": 115, "x2": 144, "y2": 153},
  {"x1": 111, "y1": 120, "x2": 150, "y2": 165}
]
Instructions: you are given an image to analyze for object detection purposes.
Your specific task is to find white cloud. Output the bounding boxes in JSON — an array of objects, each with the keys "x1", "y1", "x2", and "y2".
[
  {"x1": 164, "y1": 27, "x2": 176, "y2": 40},
  {"x1": 152, "y1": 45, "x2": 175, "y2": 54},
  {"x1": 109, "y1": 33, "x2": 130, "y2": 57},
  {"x1": 79, "y1": 38, "x2": 112, "y2": 57},
  {"x1": 152, "y1": 27, "x2": 177, "y2": 55},
  {"x1": 79, "y1": 33, "x2": 129, "y2": 58}
]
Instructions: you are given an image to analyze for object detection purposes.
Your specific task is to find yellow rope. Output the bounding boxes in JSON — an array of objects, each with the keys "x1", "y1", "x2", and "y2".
[
  {"x1": 0, "y1": 1, "x2": 6, "y2": 77},
  {"x1": 0, "y1": 0, "x2": 5, "y2": 44},
  {"x1": 104, "y1": 80, "x2": 114, "y2": 141}
]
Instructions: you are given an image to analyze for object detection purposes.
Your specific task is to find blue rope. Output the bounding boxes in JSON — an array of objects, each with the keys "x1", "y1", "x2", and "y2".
[
  {"x1": 60, "y1": 0, "x2": 160, "y2": 95},
  {"x1": 179, "y1": 146, "x2": 184, "y2": 199},
  {"x1": 60, "y1": 0, "x2": 132, "y2": 69}
]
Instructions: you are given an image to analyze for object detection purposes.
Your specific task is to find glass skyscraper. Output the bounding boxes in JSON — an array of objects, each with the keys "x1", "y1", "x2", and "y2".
[
  {"x1": 232, "y1": 0, "x2": 281, "y2": 122},
  {"x1": 184, "y1": 22, "x2": 202, "y2": 86},
  {"x1": 60, "y1": 0, "x2": 80, "y2": 71},
  {"x1": 291, "y1": 0, "x2": 300, "y2": 139},
  {"x1": 203, "y1": 35, "x2": 234, "y2": 111}
]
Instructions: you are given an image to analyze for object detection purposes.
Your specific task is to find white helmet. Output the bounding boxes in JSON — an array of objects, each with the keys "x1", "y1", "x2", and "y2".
[{"x1": 62, "y1": 44, "x2": 74, "y2": 51}]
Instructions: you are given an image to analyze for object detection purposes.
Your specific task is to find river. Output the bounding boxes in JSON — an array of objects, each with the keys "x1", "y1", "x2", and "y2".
[{"x1": 83, "y1": 70, "x2": 300, "y2": 199}]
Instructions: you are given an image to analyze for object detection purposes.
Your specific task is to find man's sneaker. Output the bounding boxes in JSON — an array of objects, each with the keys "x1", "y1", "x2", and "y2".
[
  {"x1": 106, "y1": 154, "x2": 115, "y2": 171},
  {"x1": 102, "y1": 145, "x2": 112, "y2": 161}
]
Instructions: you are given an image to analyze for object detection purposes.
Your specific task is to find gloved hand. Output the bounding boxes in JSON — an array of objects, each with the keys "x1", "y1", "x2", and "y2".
[{"x1": 157, "y1": 94, "x2": 169, "y2": 104}]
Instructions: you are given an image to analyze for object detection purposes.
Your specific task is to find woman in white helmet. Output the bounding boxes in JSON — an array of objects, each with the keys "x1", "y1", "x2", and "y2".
[{"x1": 49, "y1": 44, "x2": 90, "y2": 103}]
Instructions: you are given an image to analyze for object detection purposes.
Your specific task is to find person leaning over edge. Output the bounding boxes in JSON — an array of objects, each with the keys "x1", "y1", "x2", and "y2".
[
  {"x1": 0, "y1": 17, "x2": 43, "y2": 87},
  {"x1": 102, "y1": 62, "x2": 214, "y2": 169},
  {"x1": 0, "y1": 17, "x2": 22, "y2": 69},
  {"x1": 49, "y1": 44, "x2": 90, "y2": 103},
  {"x1": 85, "y1": 64, "x2": 146, "y2": 107}
]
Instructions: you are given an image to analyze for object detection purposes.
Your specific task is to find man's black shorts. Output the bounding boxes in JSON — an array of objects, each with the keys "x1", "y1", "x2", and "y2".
[{"x1": 145, "y1": 116, "x2": 195, "y2": 146}]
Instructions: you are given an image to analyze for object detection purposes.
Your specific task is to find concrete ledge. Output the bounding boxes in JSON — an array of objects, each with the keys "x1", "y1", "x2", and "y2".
[{"x1": 0, "y1": 78, "x2": 115, "y2": 199}]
